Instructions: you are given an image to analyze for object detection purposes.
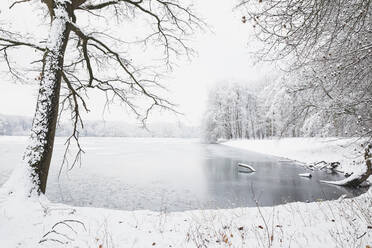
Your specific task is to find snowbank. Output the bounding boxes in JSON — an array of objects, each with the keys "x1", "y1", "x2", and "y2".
[
  {"x1": 224, "y1": 137, "x2": 370, "y2": 177},
  {"x1": 224, "y1": 138, "x2": 361, "y2": 164},
  {"x1": 1, "y1": 186, "x2": 371, "y2": 248}
]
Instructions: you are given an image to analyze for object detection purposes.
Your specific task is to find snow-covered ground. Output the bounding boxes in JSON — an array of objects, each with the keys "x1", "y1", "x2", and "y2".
[
  {"x1": 1, "y1": 137, "x2": 371, "y2": 247},
  {"x1": 1, "y1": 182, "x2": 371, "y2": 247},
  {"x1": 224, "y1": 137, "x2": 371, "y2": 183}
]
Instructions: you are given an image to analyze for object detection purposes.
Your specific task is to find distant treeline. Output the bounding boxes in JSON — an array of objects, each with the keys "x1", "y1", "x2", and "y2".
[{"x1": 0, "y1": 114, "x2": 200, "y2": 138}]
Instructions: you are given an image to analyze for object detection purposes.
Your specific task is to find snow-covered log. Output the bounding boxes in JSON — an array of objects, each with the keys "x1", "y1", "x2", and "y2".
[
  {"x1": 299, "y1": 173, "x2": 312, "y2": 178},
  {"x1": 238, "y1": 163, "x2": 256, "y2": 172}
]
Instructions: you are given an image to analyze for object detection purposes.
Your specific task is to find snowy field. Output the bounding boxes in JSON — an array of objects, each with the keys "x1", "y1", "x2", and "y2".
[{"x1": 0, "y1": 137, "x2": 371, "y2": 247}]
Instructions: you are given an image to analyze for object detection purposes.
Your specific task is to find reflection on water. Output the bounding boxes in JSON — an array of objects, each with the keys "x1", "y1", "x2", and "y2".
[
  {"x1": 0, "y1": 137, "x2": 367, "y2": 211},
  {"x1": 201, "y1": 145, "x2": 363, "y2": 209}
]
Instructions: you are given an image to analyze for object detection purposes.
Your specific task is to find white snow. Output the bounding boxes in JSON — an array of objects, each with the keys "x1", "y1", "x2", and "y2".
[
  {"x1": 299, "y1": 173, "x2": 312, "y2": 178},
  {"x1": 223, "y1": 138, "x2": 359, "y2": 165},
  {"x1": 237, "y1": 163, "x2": 256, "y2": 172},
  {"x1": 0, "y1": 181, "x2": 371, "y2": 247},
  {"x1": 223, "y1": 137, "x2": 371, "y2": 183}
]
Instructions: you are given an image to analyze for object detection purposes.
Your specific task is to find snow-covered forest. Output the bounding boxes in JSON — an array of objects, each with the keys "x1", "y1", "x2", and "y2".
[
  {"x1": 203, "y1": 0, "x2": 372, "y2": 144},
  {"x1": 203, "y1": 74, "x2": 372, "y2": 142},
  {"x1": 203, "y1": 82, "x2": 266, "y2": 142}
]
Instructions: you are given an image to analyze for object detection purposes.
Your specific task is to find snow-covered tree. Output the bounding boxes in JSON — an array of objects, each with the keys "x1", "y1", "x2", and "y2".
[
  {"x1": 238, "y1": 0, "x2": 372, "y2": 185},
  {"x1": 203, "y1": 82, "x2": 264, "y2": 141},
  {"x1": 238, "y1": 0, "x2": 372, "y2": 138},
  {"x1": 0, "y1": 0, "x2": 203, "y2": 194}
]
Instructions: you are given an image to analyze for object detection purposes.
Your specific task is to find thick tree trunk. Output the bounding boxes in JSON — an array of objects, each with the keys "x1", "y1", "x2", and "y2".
[{"x1": 23, "y1": 1, "x2": 72, "y2": 194}]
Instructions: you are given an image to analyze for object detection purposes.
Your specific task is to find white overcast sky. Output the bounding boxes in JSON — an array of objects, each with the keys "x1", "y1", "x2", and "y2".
[{"x1": 0, "y1": 0, "x2": 275, "y2": 125}]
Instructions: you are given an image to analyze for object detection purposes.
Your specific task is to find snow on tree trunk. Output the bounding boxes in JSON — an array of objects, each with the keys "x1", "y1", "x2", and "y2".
[{"x1": 21, "y1": 1, "x2": 72, "y2": 195}]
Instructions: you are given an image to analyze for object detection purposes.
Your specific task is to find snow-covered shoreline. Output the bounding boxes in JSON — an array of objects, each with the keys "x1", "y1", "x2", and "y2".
[
  {"x1": 1, "y1": 137, "x2": 371, "y2": 247},
  {"x1": 223, "y1": 137, "x2": 360, "y2": 164},
  {"x1": 1, "y1": 185, "x2": 371, "y2": 248},
  {"x1": 223, "y1": 137, "x2": 371, "y2": 182}
]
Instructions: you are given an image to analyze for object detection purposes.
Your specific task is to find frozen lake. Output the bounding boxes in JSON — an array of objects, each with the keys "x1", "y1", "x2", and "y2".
[{"x1": 0, "y1": 136, "x2": 366, "y2": 211}]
